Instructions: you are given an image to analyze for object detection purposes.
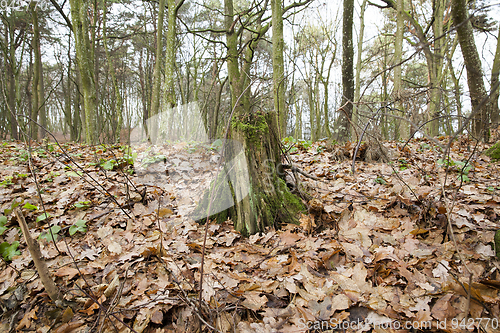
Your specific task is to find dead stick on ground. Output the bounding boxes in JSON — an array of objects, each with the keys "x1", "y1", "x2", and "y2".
[{"x1": 14, "y1": 207, "x2": 62, "y2": 304}]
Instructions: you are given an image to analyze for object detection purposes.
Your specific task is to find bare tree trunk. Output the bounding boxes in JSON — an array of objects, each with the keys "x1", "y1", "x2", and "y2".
[
  {"x1": 272, "y1": 0, "x2": 286, "y2": 136},
  {"x1": 337, "y1": 0, "x2": 354, "y2": 142},
  {"x1": 70, "y1": 0, "x2": 97, "y2": 144},
  {"x1": 490, "y1": 24, "x2": 500, "y2": 126},
  {"x1": 451, "y1": 0, "x2": 490, "y2": 141}
]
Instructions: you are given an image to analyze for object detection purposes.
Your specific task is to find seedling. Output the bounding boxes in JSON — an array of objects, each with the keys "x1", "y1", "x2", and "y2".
[
  {"x1": 0, "y1": 215, "x2": 7, "y2": 235},
  {"x1": 36, "y1": 212, "x2": 50, "y2": 223},
  {"x1": 74, "y1": 201, "x2": 91, "y2": 209},
  {"x1": 69, "y1": 220, "x2": 87, "y2": 236},
  {"x1": 0, "y1": 241, "x2": 21, "y2": 261},
  {"x1": 38, "y1": 225, "x2": 61, "y2": 242},
  {"x1": 23, "y1": 203, "x2": 38, "y2": 211}
]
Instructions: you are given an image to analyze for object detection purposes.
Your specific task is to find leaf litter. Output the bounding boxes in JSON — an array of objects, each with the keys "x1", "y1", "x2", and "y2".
[{"x1": 0, "y1": 137, "x2": 499, "y2": 332}]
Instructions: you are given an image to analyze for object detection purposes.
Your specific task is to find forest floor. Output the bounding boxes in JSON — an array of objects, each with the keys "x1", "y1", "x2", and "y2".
[{"x1": 0, "y1": 135, "x2": 499, "y2": 333}]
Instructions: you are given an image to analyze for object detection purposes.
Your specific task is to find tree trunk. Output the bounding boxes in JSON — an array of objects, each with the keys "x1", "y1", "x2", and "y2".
[
  {"x1": 165, "y1": 0, "x2": 184, "y2": 109},
  {"x1": 352, "y1": 0, "x2": 367, "y2": 140},
  {"x1": 150, "y1": 0, "x2": 164, "y2": 117},
  {"x1": 103, "y1": 0, "x2": 123, "y2": 142},
  {"x1": 338, "y1": 0, "x2": 354, "y2": 141},
  {"x1": 490, "y1": 24, "x2": 500, "y2": 126},
  {"x1": 70, "y1": 0, "x2": 97, "y2": 144},
  {"x1": 272, "y1": 0, "x2": 286, "y2": 136},
  {"x1": 451, "y1": 0, "x2": 490, "y2": 141},
  {"x1": 393, "y1": 0, "x2": 406, "y2": 139}
]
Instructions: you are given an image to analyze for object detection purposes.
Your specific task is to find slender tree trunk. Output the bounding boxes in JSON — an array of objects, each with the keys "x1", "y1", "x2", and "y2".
[
  {"x1": 165, "y1": 0, "x2": 184, "y2": 109},
  {"x1": 103, "y1": 0, "x2": 123, "y2": 142},
  {"x1": 69, "y1": 0, "x2": 97, "y2": 144},
  {"x1": 451, "y1": 0, "x2": 490, "y2": 141},
  {"x1": 272, "y1": 0, "x2": 286, "y2": 136},
  {"x1": 353, "y1": 0, "x2": 367, "y2": 141},
  {"x1": 150, "y1": 0, "x2": 165, "y2": 119},
  {"x1": 393, "y1": 0, "x2": 406, "y2": 139},
  {"x1": 338, "y1": 0, "x2": 354, "y2": 142},
  {"x1": 490, "y1": 24, "x2": 500, "y2": 126}
]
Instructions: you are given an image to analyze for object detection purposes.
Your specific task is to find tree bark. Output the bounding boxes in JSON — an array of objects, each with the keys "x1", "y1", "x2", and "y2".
[
  {"x1": 272, "y1": 0, "x2": 286, "y2": 136},
  {"x1": 164, "y1": 0, "x2": 184, "y2": 109},
  {"x1": 150, "y1": 0, "x2": 165, "y2": 122},
  {"x1": 337, "y1": 0, "x2": 354, "y2": 142},
  {"x1": 69, "y1": 0, "x2": 97, "y2": 144},
  {"x1": 393, "y1": 0, "x2": 406, "y2": 139},
  {"x1": 451, "y1": 0, "x2": 490, "y2": 141},
  {"x1": 490, "y1": 24, "x2": 500, "y2": 126},
  {"x1": 103, "y1": 0, "x2": 123, "y2": 142}
]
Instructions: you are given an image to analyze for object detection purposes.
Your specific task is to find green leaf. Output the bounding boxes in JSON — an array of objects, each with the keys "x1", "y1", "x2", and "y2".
[
  {"x1": 66, "y1": 171, "x2": 82, "y2": 177},
  {"x1": 23, "y1": 203, "x2": 38, "y2": 211},
  {"x1": 36, "y1": 213, "x2": 50, "y2": 223},
  {"x1": 38, "y1": 225, "x2": 61, "y2": 242},
  {"x1": 375, "y1": 177, "x2": 387, "y2": 185},
  {"x1": 69, "y1": 220, "x2": 87, "y2": 236},
  {"x1": 0, "y1": 241, "x2": 21, "y2": 261},
  {"x1": 0, "y1": 216, "x2": 7, "y2": 235},
  {"x1": 74, "y1": 201, "x2": 90, "y2": 209},
  {"x1": 102, "y1": 160, "x2": 116, "y2": 170}
]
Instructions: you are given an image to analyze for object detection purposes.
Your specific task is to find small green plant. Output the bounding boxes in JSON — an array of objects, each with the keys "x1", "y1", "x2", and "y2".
[
  {"x1": 210, "y1": 139, "x2": 223, "y2": 152},
  {"x1": 73, "y1": 201, "x2": 91, "y2": 209},
  {"x1": 375, "y1": 176, "x2": 387, "y2": 185},
  {"x1": 23, "y1": 202, "x2": 38, "y2": 211},
  {"x1": 66, "y1": 170, "x2": 83, "y2": 177},
  {"x1": 38, "y1": 225, "x2": 61, "y2": 242},
  {"x1": 101, "y1": 159, "x2": 117, "y2": 170},
  {"x1": 0, "y1": 176, "x2": 13, "y2": 187},
  {"x1": 9, "y1": 149, "x2": 29, "y2": 162},
  {"x1": 0, "y1": 241, "x2": 21, "y2": 261},
  {"x1": 4, "y1": 200, "x2": 22, "y2": 215},
  {"x1": 36, "y1": 212, "x2": 50, "y2": 223},
  {"x1": 69, "y1": 220, "x2": 87, "y2": 235},
  {"x1": 437, "y1": 158, "x2": 472, "y2": 182},
  {"x1": 398, "y1": 159, "x2": 409, "y2": 170},
  {"x1": 0, "y1": 215, "x2": 7, "y2": 235},
  {"x1": 140, "y1": 155, "x2": 166, "y2": 168}
]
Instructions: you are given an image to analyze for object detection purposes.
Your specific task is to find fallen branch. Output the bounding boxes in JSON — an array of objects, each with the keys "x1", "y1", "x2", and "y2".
[{"x1": 14, "y1": 207, "x2": 62, "y2": 304}]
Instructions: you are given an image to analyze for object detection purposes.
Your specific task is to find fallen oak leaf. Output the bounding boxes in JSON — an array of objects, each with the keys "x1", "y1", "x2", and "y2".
[{"x1": 16, "y1": 305, "x2": 38, "y2": 330}]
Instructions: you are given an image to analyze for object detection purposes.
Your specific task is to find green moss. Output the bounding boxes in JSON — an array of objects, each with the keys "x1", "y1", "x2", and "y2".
[
  {"x1": 231, "y1": 112, "x2": 269, "y2": 150},
  {"x1": 277, "y1": 178, "x2": 305, "y2": 222},
  {"x1": 485, "y1": 142, "x2": 500, "y2": 161}
]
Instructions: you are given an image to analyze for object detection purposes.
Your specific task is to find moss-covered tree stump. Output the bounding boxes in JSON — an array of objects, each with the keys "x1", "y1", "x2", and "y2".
[
  {"x1": 193, "y1": 110, "x2": 305, "y2": 236},
  {"x1": 485, "y1": 141, "x2": 500, "y2": 161}
]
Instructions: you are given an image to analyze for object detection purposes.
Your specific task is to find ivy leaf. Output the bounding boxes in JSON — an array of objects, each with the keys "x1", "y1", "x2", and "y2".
[
  {"x1": 23, "y1": 203, "x2": 38, "y2": 211},
  {"x1": 38, "y1": 225, "x2": 61, "y2": 242},
  {"x1": 0, "y1": 215, "x2": 7, "y2": 235},
  {"x1": 69, "y1": 220, "x2": 87, "y2": 236},
  {"x1": 36, "y1": 213, "x2": 50, "y2": 223},
  {"x1": 66, "y1": 171, "x2": 82, "y2": 177},
  {"x1": 102, "y1": 160, "x2": 116, "y2": 170},
  {"x1": 0, "y1": 241, "x2": 21, "y2": 261}
]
